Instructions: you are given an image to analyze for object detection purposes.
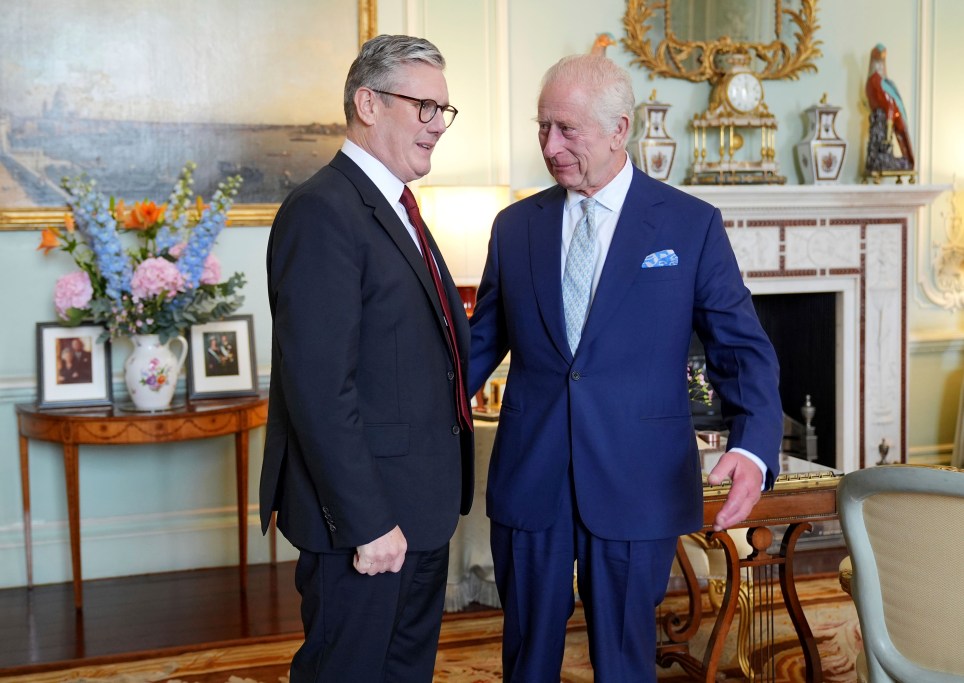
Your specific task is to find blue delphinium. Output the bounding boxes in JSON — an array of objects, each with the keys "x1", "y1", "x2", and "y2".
[{"x1": 62, "y1": 176, "x2": 132, "y2": 302}]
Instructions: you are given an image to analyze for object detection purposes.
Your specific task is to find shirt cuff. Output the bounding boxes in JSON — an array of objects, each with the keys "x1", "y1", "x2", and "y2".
[{"x1": 727, "y1": 447, "x2": 768, "y2": 490}]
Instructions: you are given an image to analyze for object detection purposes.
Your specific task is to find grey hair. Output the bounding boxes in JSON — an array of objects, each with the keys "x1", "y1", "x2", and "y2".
[
  {"x1": 344, "y1": 34, "x2": 446, "y2": 124},
  {"x1": 541, "y1": 54, "x2": 635, "y2": 133}
]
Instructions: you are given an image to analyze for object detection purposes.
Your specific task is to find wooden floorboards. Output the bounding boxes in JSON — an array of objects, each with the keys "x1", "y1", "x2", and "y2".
[
  {"x1": 0, "y1": 544, "x2": 848, "y2": 676},
  {"x1": 0, "y1": 562, "x2": 302, "y2": 675}
]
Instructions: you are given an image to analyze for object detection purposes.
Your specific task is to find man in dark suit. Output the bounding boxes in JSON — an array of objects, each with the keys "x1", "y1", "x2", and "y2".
[
  {"x1": 260, "y1": 34, "x2": 473, "y2": 682},
  {"x1": 468, "y1": 54, "x2": 783, "y2": 682}
]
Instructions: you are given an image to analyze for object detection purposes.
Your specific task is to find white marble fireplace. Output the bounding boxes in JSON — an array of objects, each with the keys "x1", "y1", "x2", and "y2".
[{"x1": 685, "y1": 185, "x2": 945, "y2": 472}]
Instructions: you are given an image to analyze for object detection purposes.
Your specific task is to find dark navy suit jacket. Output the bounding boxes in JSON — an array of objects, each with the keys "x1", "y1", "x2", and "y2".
[
  {"x1": 260, "y1": 151, "x2": 474, "y2": 554},
  {"x1": 469, "y1": 166, "x2": 782, "y2": 541}
]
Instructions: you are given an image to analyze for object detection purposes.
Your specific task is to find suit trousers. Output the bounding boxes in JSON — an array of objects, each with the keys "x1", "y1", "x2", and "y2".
[
  {"x1": 290, "y1": 543, "x2": 449, "y2": 683},
  {"x1": 490, "y1": 475, "x2": 677, "y2": 683}
]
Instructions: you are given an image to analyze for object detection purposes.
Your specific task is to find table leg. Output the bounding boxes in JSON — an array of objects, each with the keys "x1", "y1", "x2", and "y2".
[
  {"x1": 235, "y1": 429, "x2": 249, "y2": 592},
  {"x1": 269, "y1": 511, "x2": 278, "y2": 565},
  {"x1": 63, "y1": 443, "x2": 83, "y2": 610},
  {"x1": 780, "y1": 522, "x2": 822, "y2": 683},
  {"x1": 19, "y1": 433, "x2": 32, "y2": 588}
]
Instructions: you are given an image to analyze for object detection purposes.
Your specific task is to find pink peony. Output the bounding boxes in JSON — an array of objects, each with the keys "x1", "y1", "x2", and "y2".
[
  {"x1": 169, "y1": 242, "x2": 187, "y2": 258},
  {"x1": 54, "y1": 271, "x2": 93, "y2": 319},
  {"x1": 131, "y1": 257, "x2": 185, "y2": 300},
  {"x1": 200, "y1": 253, "x2": 222, "y2": 285}
]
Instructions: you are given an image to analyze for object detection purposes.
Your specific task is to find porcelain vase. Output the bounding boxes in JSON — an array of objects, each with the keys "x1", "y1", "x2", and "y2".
[
  {"x1": 795, "y1": 100, "x2": 847, "y2": 184},
  {"x1": 124, "y1": 333, "x2": 188, "y2": 411},
  {"x1": 632, "y1": 96, "x2": 676, "y2": 182}
]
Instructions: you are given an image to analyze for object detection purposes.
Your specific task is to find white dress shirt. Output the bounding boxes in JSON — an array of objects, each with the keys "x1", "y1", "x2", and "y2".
[
  {"x1": 341, "y1": 139, "x2": 424, "y2": 256},
  {"x1": 559, "y1": 152, "x2": 768, "y2": 483}
]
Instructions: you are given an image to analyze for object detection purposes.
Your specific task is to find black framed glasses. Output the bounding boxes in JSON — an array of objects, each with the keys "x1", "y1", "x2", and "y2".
[{"x1": 371, "y1": 89, "x2": 458, "y2": 128}]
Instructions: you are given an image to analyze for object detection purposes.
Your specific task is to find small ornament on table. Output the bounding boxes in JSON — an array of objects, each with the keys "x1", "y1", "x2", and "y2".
[
  {"x1": 795, "y1": 94, "x2": 847, "y2": 184},
  {"x1": 877, "y1": 437, "x2": 891, "y2": 466},
  {"x1": 632, "y1": 89, "x2": 677, "y2": 182},
  {"x1": 863, "y1": 43, "x2": 917, "y2": 184}
]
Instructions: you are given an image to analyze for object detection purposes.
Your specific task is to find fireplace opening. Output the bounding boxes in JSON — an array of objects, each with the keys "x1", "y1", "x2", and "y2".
[{"x1": 689, "y1": 292, "x2": 837, "y2": 469}]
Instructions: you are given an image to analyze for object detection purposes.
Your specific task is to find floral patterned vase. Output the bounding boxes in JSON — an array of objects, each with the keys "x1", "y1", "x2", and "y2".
[{"x1": 124, "y1": 334, "x2": 188, "y2": 411}]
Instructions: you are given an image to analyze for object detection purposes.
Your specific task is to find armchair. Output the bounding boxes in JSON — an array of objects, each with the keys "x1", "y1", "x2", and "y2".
[{"x1": 837, "y1": 464, "x2": 964, "y2": 682}]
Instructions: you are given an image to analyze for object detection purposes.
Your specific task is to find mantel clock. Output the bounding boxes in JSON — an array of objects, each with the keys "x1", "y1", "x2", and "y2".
[{"x1": 687, "y1": 54, "x2": 785, "y2": 185}]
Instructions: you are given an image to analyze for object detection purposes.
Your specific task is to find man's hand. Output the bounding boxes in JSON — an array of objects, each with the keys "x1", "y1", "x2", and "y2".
[
  {"x1": 706, "y1": 451, "x2": 763, "y2": 532},
  {"x1": 353, "y1": 525, "x2": 407, "y2": 575}
]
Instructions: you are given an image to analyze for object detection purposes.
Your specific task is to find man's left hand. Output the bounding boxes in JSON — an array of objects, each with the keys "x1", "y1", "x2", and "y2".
[{"x1": 706, "y1": 451, "x2": 763, "y2": 532}]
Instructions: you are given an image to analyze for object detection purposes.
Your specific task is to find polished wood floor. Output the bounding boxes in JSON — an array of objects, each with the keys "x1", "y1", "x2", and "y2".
[
  {"x1": 0, "y1": 544, "x2": 848, "y2": 677},
  {"x1": 0, "y1": 562, "x2": 302, "y2": 676}
]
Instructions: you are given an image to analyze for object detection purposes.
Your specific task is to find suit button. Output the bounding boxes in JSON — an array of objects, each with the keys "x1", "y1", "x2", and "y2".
[
  {"x1": 452, "y1": 425, "x2": 460, "y2": 435},
  {"x1": 571, "y1": 371, "x2": 581, "y2": 381},
  {"x1": 447, "y1": 371, "x2": 455, "y2": 381}
]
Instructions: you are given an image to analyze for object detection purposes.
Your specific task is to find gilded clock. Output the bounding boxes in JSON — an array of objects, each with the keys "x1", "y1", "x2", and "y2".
[{"x1": 686, "y1": 54, "x2": 785, "y2": 185}]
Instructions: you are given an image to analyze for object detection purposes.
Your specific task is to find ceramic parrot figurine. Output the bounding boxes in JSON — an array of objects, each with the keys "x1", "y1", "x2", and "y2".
[
  {"x1": 866, "y1": 43, "x2": 915, "y2": 168},
  {"x1": 590, "y1": 32, "x2": 616, "y2": 56}
]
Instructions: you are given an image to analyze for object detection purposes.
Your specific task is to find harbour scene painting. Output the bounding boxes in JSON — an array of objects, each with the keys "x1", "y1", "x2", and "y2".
[{"x1": 0, "y1": 0, "x2": 361, "y2": 209}]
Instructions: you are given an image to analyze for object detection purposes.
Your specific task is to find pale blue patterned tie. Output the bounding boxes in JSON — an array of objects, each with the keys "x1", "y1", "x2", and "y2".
[{"x1": 562, "y1": 197, "x2": 597, "y2": 354}]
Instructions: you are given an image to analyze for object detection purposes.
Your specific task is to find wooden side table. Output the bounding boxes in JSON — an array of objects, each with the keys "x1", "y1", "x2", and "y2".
[{"x1": 16, "y1": 391, "x2": 268, "y2": 610}]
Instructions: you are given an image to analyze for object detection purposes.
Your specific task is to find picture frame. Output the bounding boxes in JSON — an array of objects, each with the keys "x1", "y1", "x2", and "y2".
[
  {"x1": 35, "y1": 322, "x2": 113, "y2": 409},
  {"x1": 0, "y1": 0, "x2": 377, "y2": 231},
  {"x1": 187, "y1": 315, "x2": 259, "y2": 400}
]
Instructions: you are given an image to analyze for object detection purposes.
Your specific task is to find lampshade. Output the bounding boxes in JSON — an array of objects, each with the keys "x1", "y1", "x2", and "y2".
[{"x1": 416, "y1": 185, "x2": 510, "y2": 286}]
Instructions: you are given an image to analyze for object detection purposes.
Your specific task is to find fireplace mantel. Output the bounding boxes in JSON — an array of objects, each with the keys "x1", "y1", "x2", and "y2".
[
  {"x1": 678, "y1": 184, "x2": 948, "y2": 472},
  {"x1": 683, "y1": 184, "x2": 946, "y2": 218}
]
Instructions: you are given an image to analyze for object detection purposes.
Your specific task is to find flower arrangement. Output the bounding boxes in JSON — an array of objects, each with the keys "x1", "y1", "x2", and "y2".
[
  {"x1": 38, "y1": 163, "x2": 245, "y2": 343},
  {"x1": 687, "y1": 363, "x2": 714, "y2": 406}
]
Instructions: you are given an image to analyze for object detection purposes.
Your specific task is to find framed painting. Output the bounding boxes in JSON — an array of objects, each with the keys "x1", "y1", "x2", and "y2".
[
  {"x1": 35, "y1": 322, "x2": 113, "y2": 409},
  {"x1": 0, "y1": 0, "x2": 377, "y2": 231},
  {"x1": 187, "y1": 315, "x2": 258, "y2": 400}
]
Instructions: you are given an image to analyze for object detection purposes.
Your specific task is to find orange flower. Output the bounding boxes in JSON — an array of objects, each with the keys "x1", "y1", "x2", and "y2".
[
  {"x1": 124, "y1": 200, "x2": 167, "y2": 230},
  {"x1": 114, "y1": 200, "x2": 128, "y2": 224},
  {"x1": 64, "y1": 213, "x2": 76, "y2": 233},
  {"x1": 37, "y1": 227, "x2": 62, "y2": 255},
  {"x1": 192, "y1": 196, "x2": 210, "y2": 220}
]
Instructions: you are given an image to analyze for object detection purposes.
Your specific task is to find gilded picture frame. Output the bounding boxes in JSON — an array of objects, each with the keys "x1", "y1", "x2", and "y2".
[{"x1": 0, "y1": 0, "x2": 377, "y2": 232}]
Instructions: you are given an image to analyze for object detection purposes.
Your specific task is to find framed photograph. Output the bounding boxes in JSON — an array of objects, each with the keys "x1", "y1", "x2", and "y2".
[
  {"x1": 35, "y1": 322, "x2": 113, "y2": 409},
  {"x1": 187, "y1": 315, "x2": 258, "y2": 400},
  {"x1": 0, "y1": 0, "x2": 377, "y2": 231}
]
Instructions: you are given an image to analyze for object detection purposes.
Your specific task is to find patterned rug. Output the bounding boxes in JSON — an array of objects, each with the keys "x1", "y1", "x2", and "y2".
[{"x1": 0, "y1": 575, "x2": 859, "y2": 683}]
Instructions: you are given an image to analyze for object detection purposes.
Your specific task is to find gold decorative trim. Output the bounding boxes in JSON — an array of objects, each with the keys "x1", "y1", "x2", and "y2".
[
  {"x1": 622, "y1": 0, "x2": 822, "y2": 83},
  {"x1": 359, "y1": 0, "x2": 378, "y2": 47},
  {"x1": 0, "y1": 204, "x2": 278, "y2": 231}
]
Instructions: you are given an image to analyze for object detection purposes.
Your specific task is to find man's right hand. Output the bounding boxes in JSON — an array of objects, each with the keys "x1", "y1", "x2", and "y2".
[{"x1": 353, "y1": 525, "x2": 407, "y2": 575}]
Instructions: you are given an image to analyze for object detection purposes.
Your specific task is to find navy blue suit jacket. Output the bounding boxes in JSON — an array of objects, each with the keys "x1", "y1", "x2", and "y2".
[
  {"x1": 260, "y1": 151, "x2": 474, "y2": 554},
  {"x1": 469, "y1": 167, "x2": 782, "y2": 541}
]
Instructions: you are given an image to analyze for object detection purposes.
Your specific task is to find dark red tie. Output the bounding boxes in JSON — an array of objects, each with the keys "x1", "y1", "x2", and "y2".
[{"x1": 400, "y1": 186, "x2": 473, "y2": 432}]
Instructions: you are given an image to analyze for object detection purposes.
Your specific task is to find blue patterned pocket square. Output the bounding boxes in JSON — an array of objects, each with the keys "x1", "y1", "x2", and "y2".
[{"x1": 642, "y1": 249, "x2": 678, "y2": 268}]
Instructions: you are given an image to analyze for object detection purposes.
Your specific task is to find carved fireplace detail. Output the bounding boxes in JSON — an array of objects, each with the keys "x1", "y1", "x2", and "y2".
[{"x1": 685, "y1": 185, "x2": 946, "y2": 472}]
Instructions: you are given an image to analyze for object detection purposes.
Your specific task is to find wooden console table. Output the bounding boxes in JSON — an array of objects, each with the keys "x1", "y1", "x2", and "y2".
[
  {"x1": 658, "y1": 453, "x2": 842, "y2": 682},
  {"x1": 16, "y1": 391, "x2": 268, "y2": 610}
]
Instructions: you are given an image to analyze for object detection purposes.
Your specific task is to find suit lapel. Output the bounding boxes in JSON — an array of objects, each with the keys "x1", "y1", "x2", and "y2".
[
  {"x1": 528, "y1": 187, "x2": 572, "y2": 361},
  {"x1": 330, "y1": 153, "x2": 448, "y2": 329},
  {"x1": 578, "y1": 169, "x2": 663, "y2": 352}
]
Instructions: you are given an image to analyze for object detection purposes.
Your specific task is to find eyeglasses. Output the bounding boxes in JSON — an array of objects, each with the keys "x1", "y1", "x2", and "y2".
[{"x1": 371, "y1": 90, "x2": 458, "y2": 128}]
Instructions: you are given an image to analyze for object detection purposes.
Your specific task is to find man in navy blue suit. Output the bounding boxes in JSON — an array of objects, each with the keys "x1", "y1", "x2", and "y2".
[
  {"x1": 469, "y1": 54, "x2": 783, "y2": 682},
  {"x1": 260, "y1": 35, "x2": 473, "y2": 682}
]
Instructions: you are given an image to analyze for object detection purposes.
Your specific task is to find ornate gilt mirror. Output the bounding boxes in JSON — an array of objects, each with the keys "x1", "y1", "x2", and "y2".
[{"x1": 622, "y1": 0, "x2": 821, "y2": 84}]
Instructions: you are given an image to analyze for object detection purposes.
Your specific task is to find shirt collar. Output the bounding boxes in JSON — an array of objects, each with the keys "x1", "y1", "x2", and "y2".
[
  {"x1": 564, "y1": 152, "x2": 633, "y2": 214},
  {"x1": 341, "y1": 139, "x2": 405, "y2": 207}
]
